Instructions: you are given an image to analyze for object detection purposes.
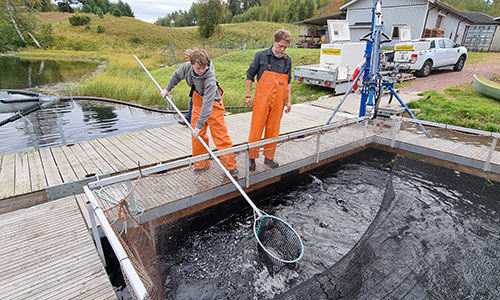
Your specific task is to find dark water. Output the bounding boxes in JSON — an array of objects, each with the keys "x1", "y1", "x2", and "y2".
[
  {"x1": 0, "y1": 100, "x2": 177, "y2": 154},
  {"x1": 157, "y1": 150, "x2": 500, "y2": 299},
  {"x1": 0, "y1": 56, "x2": 99, "y2": 89}
]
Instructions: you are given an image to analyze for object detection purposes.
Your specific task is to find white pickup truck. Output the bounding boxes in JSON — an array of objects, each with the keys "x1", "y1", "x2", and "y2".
[{"x1": 394, "y1": 38, "x2": 467, "y2": 77}]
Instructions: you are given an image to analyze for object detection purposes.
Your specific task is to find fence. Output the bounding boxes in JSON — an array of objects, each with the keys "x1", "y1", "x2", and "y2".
[{"x1": 159, "y1": 36, "x2": 295, "y2": 66}]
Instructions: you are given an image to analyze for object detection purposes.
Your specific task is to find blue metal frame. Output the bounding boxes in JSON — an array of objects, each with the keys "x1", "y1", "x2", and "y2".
[{"x1": 326, "y1": 0, "x2": 431, "y2": 138}]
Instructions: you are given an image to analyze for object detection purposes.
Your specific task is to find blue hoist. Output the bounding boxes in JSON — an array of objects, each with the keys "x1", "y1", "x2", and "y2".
[{"x1": 326, "y1": 0, "x2": 431, "y2": 138}]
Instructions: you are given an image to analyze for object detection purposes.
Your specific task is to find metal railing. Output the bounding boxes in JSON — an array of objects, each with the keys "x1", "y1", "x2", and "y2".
[{"x1": 84, "y1": 115, "x2": 499, "y2": 299}]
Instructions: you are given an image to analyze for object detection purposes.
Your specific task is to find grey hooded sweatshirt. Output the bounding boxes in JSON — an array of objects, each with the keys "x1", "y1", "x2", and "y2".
[{"x1": 165, "y1": 61, "x2": 222, "y2": 130}]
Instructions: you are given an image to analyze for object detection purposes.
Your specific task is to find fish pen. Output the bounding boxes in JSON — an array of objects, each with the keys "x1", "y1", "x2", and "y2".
[{"x1": 84, "y1": 117, "x2": 499, "y2": 299}]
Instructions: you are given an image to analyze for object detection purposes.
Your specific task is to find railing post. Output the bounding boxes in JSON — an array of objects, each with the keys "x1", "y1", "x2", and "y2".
[
  {"x1": 245, "y1": 149, "x2": 250, "y2": 188},
  {"x1": 483, "y1": 136, "x2": 497, "y2": 172},
  {"x1": 363, "y1": 118, "x2": 368, "y2": 146},
  {"x1": 315, "y1": 131, "x2": 321, "y2": 163},
  {"x1": 126, "y1": 180, "x2": 136, "y2": 212},
  {"x1": 391, "y1": 118, "x2": 402, "y2": 148},
  {"x1": 87, "y1": 201, "x2": 106, "y2": 267}
]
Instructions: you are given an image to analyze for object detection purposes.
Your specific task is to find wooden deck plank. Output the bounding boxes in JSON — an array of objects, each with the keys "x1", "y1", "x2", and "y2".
[
  {"x1": 125, "y1": 131, "x2": 173, "y2": 162},
  {"x1": 114, "y1": 133, "x2": 160, "y2": 165},
  {"x1": 27, "y1": 150, "x2": 47, "y2": 191},
  {"x1": 0, "y1": 154, "x2": 15, "y2": 198},
  {"x1": 133, "y1": 130, "x2": 178, "y2": 161},
  {"x1": 65, "y1": 144, "x2": 102, "y2": 177},
  {"x1": 60, "y1": 145, "x2": 89, "y2": 179},
  {"x1": 146, "y1": 128, "x2": 191, "y2": 155},
  {"x1": 97, "y1": 138, "x2": 138, "y2": 170},
  {"x1": 89, "y1": 139, "x2": 127, "y2": 172},
  {"x1": 50, "y1": 147, "x2": 79, "y2": 183},
  {"x1": 14, "y1": 152, "x2": 31, "y2": 195},
  {"x1": 106, "y1": 136, "x2": 148, "y2": 168},
  {"x1": 39, "y1": 147, "x2": 63, "y2": 186},
  {"x1": 0, "y1": 197, "x2": 115, "y2": 300},
  {"x1": 78, "y1": 141, "x2": 116, "y2": 174}
]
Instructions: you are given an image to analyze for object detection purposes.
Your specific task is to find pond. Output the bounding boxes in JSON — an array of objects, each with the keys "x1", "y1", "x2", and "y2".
[
  {"x1": 0, "y1": 99, "x2": 178, "y2": 154},
  {"x1": 155, "y1": 149, "x2": 499, "y2": 299},
  {"x1": 0, "y1": 56, "x2": 100, "y2": 89}
]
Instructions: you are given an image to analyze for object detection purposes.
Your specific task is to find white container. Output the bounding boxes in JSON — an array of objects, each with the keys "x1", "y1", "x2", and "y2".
[{"x1": 319, "y1": 42, "x2": 366, "y2": 79}]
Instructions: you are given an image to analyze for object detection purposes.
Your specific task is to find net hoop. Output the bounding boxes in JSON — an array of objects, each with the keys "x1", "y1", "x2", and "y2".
[{"x1": 253, "y1": 215, "x2": 304, "y2": 264}]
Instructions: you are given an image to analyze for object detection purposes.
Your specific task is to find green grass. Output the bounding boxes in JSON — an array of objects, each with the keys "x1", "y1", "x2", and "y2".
[
  {"x1": 465, "y1": 52, "x2": 500, "y2": 65},
  {"x1": 73, "y1": 48, "x2": 329, "y2": 109},
  {"x1": 408, "y1": 84, "x2": 500, "y2": 132},
  {"x1": 37, "y1": 13, "x2": 299, "y2": 64}
]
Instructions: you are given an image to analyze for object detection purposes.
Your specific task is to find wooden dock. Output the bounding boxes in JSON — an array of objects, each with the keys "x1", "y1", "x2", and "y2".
[
  {"x1": 0, "y1": 102, "x2": 349, "y2": 213},
  {"x1": 0, "y1": 92, "x2": 499, "y2": 299},
  {"x1": 0, "y1": 196, "x2": 116, "y2": 300}
]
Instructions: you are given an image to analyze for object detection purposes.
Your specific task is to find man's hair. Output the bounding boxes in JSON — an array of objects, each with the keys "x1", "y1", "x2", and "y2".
[
  {"x1": 190, "y1": 48, "x2": 209, "y2": 67},
  {"x1": 183, "y1": 48, "x2": 193, "y2": 58},
  {"x1": 274, "y1": 29, "x2": 292, "y2": 44}
]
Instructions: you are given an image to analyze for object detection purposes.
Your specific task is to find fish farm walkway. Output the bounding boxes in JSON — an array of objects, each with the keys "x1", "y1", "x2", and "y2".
[{"x1": 0, "y1": 93, "x2": 499, "y2": 299}]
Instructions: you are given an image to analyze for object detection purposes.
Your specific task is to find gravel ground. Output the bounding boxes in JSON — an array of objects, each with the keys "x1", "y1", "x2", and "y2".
[{"x1": 399, "y1": 53, "x2": 500, "y2": 93}]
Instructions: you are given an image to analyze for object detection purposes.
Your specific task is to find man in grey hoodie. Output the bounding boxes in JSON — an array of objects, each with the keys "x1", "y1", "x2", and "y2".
[{"x1": 161, "y1": 48, "x2": 238, "y2": 176}]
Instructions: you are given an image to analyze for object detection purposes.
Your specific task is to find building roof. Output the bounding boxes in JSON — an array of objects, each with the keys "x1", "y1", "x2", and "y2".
[
  {"x1": 294, "y1": 12, "x2": 344, "y2": 26},
  {"x1": 459, "y1": 11, "x2": 500, "y2": 25},
  {"x1": 340, "y1": 0, "x2": 500, "y2": 25}
]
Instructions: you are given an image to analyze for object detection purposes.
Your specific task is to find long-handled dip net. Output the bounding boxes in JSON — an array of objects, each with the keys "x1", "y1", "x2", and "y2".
[{"x1": 134, "y1": 55, "x2": 304, "y2": 267}]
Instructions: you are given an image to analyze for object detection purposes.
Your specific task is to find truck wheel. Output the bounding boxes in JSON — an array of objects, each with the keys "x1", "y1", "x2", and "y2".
[
  {"x1": 453, "y1": 56, "x2": 466, "y2": 71},
  {"x1": 416, "y1": 60, "x2": 432, "y2": 77}
]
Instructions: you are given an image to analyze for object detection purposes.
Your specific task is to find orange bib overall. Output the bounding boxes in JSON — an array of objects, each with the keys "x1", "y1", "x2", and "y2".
[
  {"x1": 248, "y1": 69, "x2": 289, "y2": 160},
  {"x1": 191, "y1": 89, "x2": 237, "y2": 171}
]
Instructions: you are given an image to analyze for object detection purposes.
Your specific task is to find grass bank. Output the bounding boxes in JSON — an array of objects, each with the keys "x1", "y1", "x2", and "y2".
[
  {"x1": 68, "y1": 48, "x2": 330, "y2": 109},
  {"x1": 408, "y1": 83, "x2": 500, "y2": 132}
]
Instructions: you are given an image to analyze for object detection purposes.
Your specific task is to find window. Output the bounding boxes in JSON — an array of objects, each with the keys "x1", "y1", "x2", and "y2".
[
  {"x1": 438, "y1": 39, "x2": 445, "y2": 48},
  {"x1": 436, "y1": 14, "x2": 444, "y2": 28},
  {"x1": 392, "y1": 26, "x2": 400, "y2": 38},
  {"x1": 430, "y1": 40, "x2": 436, "y2": 49},
  {"x1": 443, "y1": 39, "x2": 454, "y2": 48}
]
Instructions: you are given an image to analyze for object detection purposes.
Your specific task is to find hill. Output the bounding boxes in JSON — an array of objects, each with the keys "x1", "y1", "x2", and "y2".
[{"x1": 38, "y1": 12, "x2": 299, "y2": 60}]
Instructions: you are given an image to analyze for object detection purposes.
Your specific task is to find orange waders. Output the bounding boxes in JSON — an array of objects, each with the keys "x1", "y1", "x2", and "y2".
[
  {"x1": 190, "y1": 90, "x2": 237, "y2": 171},
  {"x1": 248, "y1": 70, "x2": 289, "y2": 160}
]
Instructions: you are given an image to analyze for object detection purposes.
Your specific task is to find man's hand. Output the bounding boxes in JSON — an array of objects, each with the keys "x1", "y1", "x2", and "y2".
[
  {"x1": 245, "y1": 96, "x2": 252, "y2": 108},
  {"x1": 192, "y1": 127, "x2": 201, "y2": 138},
  {"x1": 160, "y1": 89, "x2": 170, "y2": 98},
  {"x1": 285, "y1": 100, "x2": 292, "y2": 113}
]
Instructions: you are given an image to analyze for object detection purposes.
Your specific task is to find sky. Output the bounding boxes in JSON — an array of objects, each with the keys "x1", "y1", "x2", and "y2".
[{"x1": 125, "y1": 0, "x2": 196, "y2": 23}]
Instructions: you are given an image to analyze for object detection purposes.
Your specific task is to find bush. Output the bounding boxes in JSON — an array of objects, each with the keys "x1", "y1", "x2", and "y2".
[
  {"x1": 97, "y1": 25, "x2": 105, "y2": 34},
  {"x1": 111, "y1": 7, "x2": 122, "y2": 17},
  {"x1": 130, "y1": 37, "x2": 141, "y2": 44},
  {"x1": 96, "y1": 8, "x2": 104, "y2": 18},
  {"x1": 69, "y1": 15, "x2": 91, "y2": 26},
  {"x1": 85, "y1": 24, "x2": 91, "y2": 30},
  {"x1": 37, "y1": 23, "x2": 54, "y2": 48}
]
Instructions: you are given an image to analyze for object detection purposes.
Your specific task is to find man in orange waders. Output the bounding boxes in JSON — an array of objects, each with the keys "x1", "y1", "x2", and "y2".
[
  {"x1": 161, "y1": 48, "x2": 238, "y2": 177},
  {"x1": 246, "y1": 29, "x2": 292, "y2": 171}
]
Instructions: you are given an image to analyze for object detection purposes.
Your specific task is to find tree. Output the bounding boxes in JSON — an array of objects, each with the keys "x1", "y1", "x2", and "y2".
[
  {"x1": 228, "y1": 0, "x2": 242, "y2": 16},
  {"x1": 489, "y1": 0, "x2": 500, "y2": 17},
  {"x1": 196, "y1": 0, "x2": 223, "y2": 38},
  {"x1": 0, "y1": 0, "x2": 39, "y2": 51}
]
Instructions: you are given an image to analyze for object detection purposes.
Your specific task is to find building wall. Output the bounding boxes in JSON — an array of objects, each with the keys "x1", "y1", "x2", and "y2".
[
  {"x1": 345, "y1": 0, "x2": 428, "y2": 46},
  {"x1": 491, "y1": 26, "x2": 500, "y2": 52},
  {"x1": 463, "y1": 25, "x2": 500, "y2": 51},
  {"x1": 425, "y1": 8, "x2": 469, "y2": 43},
  {"x1": 348, "y1": 0, "x2": 427, "y2": 10}
]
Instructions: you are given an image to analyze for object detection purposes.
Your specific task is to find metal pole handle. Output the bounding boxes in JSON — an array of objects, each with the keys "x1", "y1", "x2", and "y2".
[{"x1": 134, "y1": 55, "x2": 262, "y2": 217}]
